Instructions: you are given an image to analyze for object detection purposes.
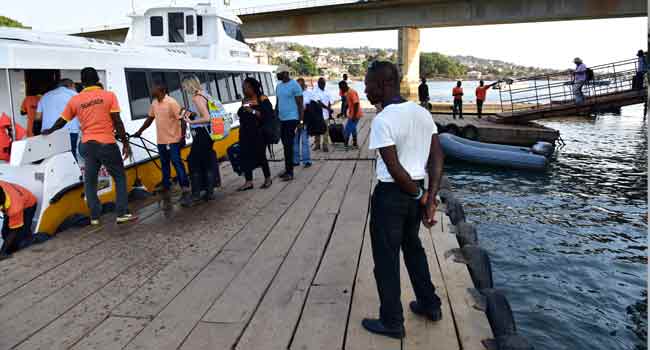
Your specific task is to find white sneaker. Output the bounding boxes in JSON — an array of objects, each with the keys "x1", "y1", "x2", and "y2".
[{"x1": 116, "y1": 213, "x2": 138, "y2": 224}]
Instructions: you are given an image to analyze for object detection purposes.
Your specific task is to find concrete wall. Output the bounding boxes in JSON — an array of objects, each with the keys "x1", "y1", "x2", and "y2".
[{"x1": 239, "y1": 0, "x2": 646, "y2": 38}]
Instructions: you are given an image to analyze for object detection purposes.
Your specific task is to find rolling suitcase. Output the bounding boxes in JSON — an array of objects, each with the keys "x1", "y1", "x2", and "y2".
[{"x1": 328, "y1": 119, "x2": 345, "y2": 144}]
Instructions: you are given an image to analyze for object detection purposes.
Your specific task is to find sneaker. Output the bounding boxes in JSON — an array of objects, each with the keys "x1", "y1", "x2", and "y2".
[
  {"x1": 90, "y1": 219, "x2": 100, "y2": 226},
  {"x1": 409, "y1": 300, "x2": 442, "y2": 321},
  {"x1": 116, "y1": 213, "x2": 138, "y2": 224},
  {"x1": 361, "y1": 318, "x2": 405, "y2": 339},
  {"x1": 180, "y1": 192, "x2": 192, "y2": 207},
  {"x1": 304, "y1": 162, "x2": 312, "y2": 168}
]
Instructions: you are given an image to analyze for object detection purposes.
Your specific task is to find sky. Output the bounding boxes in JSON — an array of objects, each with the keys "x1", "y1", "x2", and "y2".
[{"x1": 2, "y1": 0, "x2": 647, "y2": 69}]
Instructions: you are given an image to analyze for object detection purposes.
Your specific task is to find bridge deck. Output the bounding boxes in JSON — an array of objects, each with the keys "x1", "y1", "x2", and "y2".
[{"x1": 0, "y1": 115, "x2": 492, "y2": 350}]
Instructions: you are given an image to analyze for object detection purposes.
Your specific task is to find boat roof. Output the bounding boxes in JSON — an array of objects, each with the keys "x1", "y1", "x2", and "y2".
[{"x1": 0, "y1": 28, "x2": 273, "y2": 72}]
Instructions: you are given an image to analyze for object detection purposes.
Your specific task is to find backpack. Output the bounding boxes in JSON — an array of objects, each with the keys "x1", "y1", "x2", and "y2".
[
  {"x1": 585, "y1": 68, "x2": 595, "y2": 81},
  {"x1": 305, "y1": 101, "x2": 327, "y2": 136},
  {"x1": 201, "y1": 94, "x2": 232, "y2": 141},
  {"x1": 261, "y1": 99, "x2": 280, "y2": 145}
]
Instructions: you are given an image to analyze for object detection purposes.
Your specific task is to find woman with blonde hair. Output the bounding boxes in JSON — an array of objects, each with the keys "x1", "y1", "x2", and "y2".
[{"x1": 181, "y1": 74, "x2": 221, "y2": 204}]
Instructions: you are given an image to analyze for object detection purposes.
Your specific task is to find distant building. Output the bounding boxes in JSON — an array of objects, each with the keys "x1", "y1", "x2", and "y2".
[
  {"x1": 467, "y1": 70, "x2": 482, "y2": 79},
  {"x1": 277, "y1": 50, "x2": 301, "y2": 62}
]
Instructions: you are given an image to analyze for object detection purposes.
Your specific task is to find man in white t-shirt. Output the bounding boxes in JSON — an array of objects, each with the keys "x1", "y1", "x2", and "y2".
[
  {"x1": 310, "y1": 78, "x2": 334, "y2": 152},
  {"x1": 363, "y1": 61, "x2": 445, "y2": 339},
  {"x1": 572, "y1": 57, "x2": 587, "y2": 104}
]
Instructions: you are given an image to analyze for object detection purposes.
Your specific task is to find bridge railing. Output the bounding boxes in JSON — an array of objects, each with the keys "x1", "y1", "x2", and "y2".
[
  {"x1": 234, "y1": 0, "x2": 358, "y2": 15},
  {"x1": 497, "y1": 58, "x2": 645, "y2": 114}
]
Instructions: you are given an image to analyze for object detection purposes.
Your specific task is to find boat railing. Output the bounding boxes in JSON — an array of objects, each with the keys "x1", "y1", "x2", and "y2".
[{"x1": 498, "y1": 58, "x2": 645, "y2": 113}]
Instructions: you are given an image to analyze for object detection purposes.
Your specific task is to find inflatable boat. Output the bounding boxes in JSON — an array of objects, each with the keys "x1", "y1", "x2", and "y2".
[{"x1": 439, "y1": 133, "x2": 551, "y2": 170}]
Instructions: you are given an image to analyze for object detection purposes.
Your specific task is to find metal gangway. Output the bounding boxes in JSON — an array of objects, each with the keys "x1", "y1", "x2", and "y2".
[{"x1": 495, "y1": 58, "x2": 648, "y2": 123}]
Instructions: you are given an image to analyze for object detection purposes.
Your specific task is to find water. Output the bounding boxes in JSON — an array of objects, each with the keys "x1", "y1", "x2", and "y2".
[
  {"x1": 446, "y1": 104, "x2": 647, "y2": 350},
  {"x1": 325, "y1": 78, "x2": 648, "y2": 349}
]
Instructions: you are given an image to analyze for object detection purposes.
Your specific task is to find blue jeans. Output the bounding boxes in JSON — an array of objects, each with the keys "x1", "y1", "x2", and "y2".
[
  {"x1": 293, "y1": 127, "x2": 311, "y2": 165},
  {"x1": 344, "y1": 119, "x2": 359, "y2": 144},
  {"x1": 157, "y1": 143, "x2": 189, "y2": 190}
]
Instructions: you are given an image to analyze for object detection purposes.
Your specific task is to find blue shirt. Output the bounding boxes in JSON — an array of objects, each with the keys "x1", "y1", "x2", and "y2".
[
  {"x1": 275, "y1": 80, "x2": 302, "y2": 121},
  {"x1": 638, "y1": 56, "x2": 647, "y2": 73},
  {"x1": 37, "y1": 86, "x2": 80, "y2": 133}
]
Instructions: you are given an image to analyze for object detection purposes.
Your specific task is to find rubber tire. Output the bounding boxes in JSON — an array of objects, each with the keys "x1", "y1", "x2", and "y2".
[
  {"x1": 457, "y1": 222, "x2": 478, "y2": 247},
  {"x1": 461, "y1": 245, "x2": 494, "y2": 289},
  {"x1": 482, "y1": 288, "x2": 517, "y2": 337},
  {"x1": 445, "y1": 196, "x2": 466, "y2": 225},
  {"x1": 461, "y1": 125, "x2": 480, "y2": 141},
  {"x1": 444, "y1": 124, "x2": 461, "y2": 136}
]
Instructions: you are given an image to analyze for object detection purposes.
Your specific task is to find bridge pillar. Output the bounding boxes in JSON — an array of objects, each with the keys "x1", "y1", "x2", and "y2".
[{"x1": 398, "y1": 27, "x2": 421, "y2": 99}]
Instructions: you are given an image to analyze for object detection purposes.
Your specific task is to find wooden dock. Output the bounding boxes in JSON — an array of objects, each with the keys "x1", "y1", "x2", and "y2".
[{"x1": 0, "y1": 113, "x2": 493, "y2": 349}]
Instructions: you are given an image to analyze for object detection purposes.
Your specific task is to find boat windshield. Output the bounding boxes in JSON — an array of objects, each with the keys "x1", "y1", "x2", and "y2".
[{"x1": 222, "y1": 20, "x2": 246, "y2": 43}]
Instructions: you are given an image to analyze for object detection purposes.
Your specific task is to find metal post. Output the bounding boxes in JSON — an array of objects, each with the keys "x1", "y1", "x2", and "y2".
[
  {"x1": 509, "y1": 83, "x2": 513, "y2": 113},
  {"x1": 5, "y1": 69, "x2": 16, "y2": 140},
  {"x1": 499, "y1": 84, "x2": 503, "y2": 113},
  {"x1": 533, "y1": 78, "x2": 539, "y2": 109},
  {"x1": 547, "y1": 76, "x2": 552, "y2": 108}
]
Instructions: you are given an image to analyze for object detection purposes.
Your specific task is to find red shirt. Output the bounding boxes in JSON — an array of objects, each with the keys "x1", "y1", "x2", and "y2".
[
  {"x1": 476, "y1": 86, "x2": 490, "y2": 101},
  {"x1": 0, "y1": 180, "x2": 37, "y2": 229},
  {"x1": 452, "y1": 87, "x2": 463, "y2": 100},
  {"x1": 61, "y1": 86, "x2": 120, "y2": 144}
]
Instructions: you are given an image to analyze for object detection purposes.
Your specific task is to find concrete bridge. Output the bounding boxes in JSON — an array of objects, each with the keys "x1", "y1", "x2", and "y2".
[{"x1": 73, "y1": 0, "x2": 647, "y2": 96}]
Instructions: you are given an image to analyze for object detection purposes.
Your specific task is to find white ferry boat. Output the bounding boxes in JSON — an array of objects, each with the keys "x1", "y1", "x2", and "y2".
[{"x1": 0, "y1": 2, "x2": 276, "y2": 234}]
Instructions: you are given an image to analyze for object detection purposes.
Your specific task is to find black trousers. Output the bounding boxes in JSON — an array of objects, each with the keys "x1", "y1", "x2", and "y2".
[
  {"x1": 453, "y1": 99, "x2": 463, "y2": 119},
  {"x1": 188, "y1": 127, "x2": 221, "y2": 198},
  {"x1": 369, "y1": 181, "x2": 440, "y2": 327},
  {"x1": 476, "y1": 99, "x2": 484, "y2": 118},
  {"x1": 280, "y1": 120, "x2": 299, "y2": 175},
  {"x1": 1, "y1": 205, "x2": 36, "y2": 255}
]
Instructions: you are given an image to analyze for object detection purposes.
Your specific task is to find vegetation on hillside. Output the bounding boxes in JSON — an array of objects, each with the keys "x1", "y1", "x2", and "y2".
[{"x1": 0, "y1": 16, "x2": 26, "y2": 28}]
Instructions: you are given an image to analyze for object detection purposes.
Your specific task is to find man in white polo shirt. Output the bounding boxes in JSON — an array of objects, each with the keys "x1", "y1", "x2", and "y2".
[
  {"x1": 36, "y1": 79, "x2": 81, "y2": 159},
  {"x1": 363, "y1": 61, "x2": 445, "y2": 339}
]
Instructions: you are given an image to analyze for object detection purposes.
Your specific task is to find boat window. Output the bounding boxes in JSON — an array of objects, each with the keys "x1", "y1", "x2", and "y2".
[
  {"x1": 186, "y1": 15, "x2": 194, "y2": 35},
  {"x1": 216, "y1": 73, "x2": 232, "y2": 103},
  {"x1": 150, "y1": 16, "x2": 163, "y2": 37},
  {"x1": 231, "y1": 73, "x2": 244, "y2": 101},
  {"x1": 197, "y1": 16, "x2": 203, "y2": 36},
  {"x1": 168, "y1": 12, "x2": 185, "y2": 43},
  {"x1": 262, "y1": 73, "x2": 275, "y2": 96},
  {"x1": 207, "y1": 73, "x2": 220, "y2": 101},
  {"x1": 150, "y1": 71, "x2": 184, "y2": 107},
  {"x1": 222, "y1": 20, "x2": 246, "y2": 43},
  {"x1": 125, "y1": 71, "x2": 151, "y2": 120},
  {"x1": 190, "y1": 72, "x2": 210, "y2": 94}
]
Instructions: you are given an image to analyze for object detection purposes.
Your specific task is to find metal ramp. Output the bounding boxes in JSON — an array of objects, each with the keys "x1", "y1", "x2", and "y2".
[{"x1": 495, "y1": 58, "x2": 648, "y2": 123}]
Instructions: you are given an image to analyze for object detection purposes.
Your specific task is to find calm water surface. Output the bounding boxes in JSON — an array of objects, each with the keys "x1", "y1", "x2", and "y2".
[{"x1": 446, "y1": 104, "x2": 647, "y2": 350}]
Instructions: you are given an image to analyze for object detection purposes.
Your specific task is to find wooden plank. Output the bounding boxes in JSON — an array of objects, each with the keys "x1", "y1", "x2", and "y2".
[
  {"x1": 431, "y1": 210, "x2": 493, "y2": 350},
  {"x1": 311, "y1": 161, "x2": 372, "y2": 286},
  {"x1": 234, "y1": 161, "x2": 354, "y2": 350},
  {"x1": 12, "y1": 165, "x2": 287, "y2": 350},
  {"x1": 290, "y1": 161, "x2": 372, "y2": 349},
  {"x1": 344, "y1": 215, "x2": 400, "y2": 350},
  {"x1": 400, "y1": 224, "x2": 459, "y2": 350},
  {"x1": 69, "y1": 316, "x2": 149, "y2": 350},
  {"x1": 0, "y1": 170, "x2": 259, "y2": 349},
  {"x1": 122, "y1": 162, "x2": 336, "y2": 350},
  {"x1": 177, "y1": 322, "x2": 243, "y2": 350},
  {"x1": 111, "y1": 164, "x2": 289, "y2": 319}
]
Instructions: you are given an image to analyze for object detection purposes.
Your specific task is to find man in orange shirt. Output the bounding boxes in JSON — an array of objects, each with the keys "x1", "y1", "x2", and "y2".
[
  {"x1": 133, "y1": 82, "x2": 190, "y2": 204},
  {"x1": 475, "y1": 80, "x2": 499, "y2": 119},
  {"x1": 20, "y1": 92, "x2": 41, "y2": 136},
  {"x1": 42, "y1": 67, "x2": 136, "y2": 225},
  {"x1": 339, "y1": 80, "x2": 363, "y2": 150},
  {"x1": 0, "y1": 180, "x2": 37, "y2": 260},
  {"x1": 452, "y1": 81, "x2": 463, "y2": 119}
]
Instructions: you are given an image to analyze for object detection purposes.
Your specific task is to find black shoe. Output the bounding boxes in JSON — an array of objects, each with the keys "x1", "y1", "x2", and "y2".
[
  {"x1": 261, "y1": 179, "x2": 272, "y2": 189},
  {"x1": 361, "y1": 318, "x2": 405, "y2": 339},
  {"x1": 203, "y1": 192, "x2": 216, "y2": 201},
  {"x1": 293, "y1": 162, "x2": 300, "y2": 167},
  {"x1": 280, "y1": 173, "x2": 294, "y2": 182},
  {"x1": 237, "y1": 184, "x2": 254, "y2": 192},
  {"x1": 0, "y1": 252, "x2": 12, "y2": 261},
  {"x1": 409, "y1": 301, "x2": 442, "y2": 321},
  {"x1": 304, "y1": 162, "x2": 312, "y2": 168}
]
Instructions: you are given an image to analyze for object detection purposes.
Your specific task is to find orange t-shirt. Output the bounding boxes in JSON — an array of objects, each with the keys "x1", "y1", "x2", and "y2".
[
  {"x1": 452, "y1": 87, "x2": 463, "y2": 100},
  {"x1": 346, "y1": 88, "x2": 363, "y2": 120},
  {"x1": 148, "y1": 95, "x2": 182, "y2": 145},
  {"x1": 475, "y1": 86, "x2": 489, "y2": 101},
  {"x1": 21, "y1": 95, "x2": 41, "y2": 137},
  {"x1": 0, "y1": 180, "x2": 37, "y2": 229},
  {"x1": 0, "y1": 113, "x2": 26, "y2": 162},
  {"x1": 61, "y1": 86, "x2": 120, "y2": 144}
]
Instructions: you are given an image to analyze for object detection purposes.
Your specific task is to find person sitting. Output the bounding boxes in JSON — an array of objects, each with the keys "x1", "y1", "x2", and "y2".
[{"x1": 0, "y1": 180, "x2": 37, "y2": 260}]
